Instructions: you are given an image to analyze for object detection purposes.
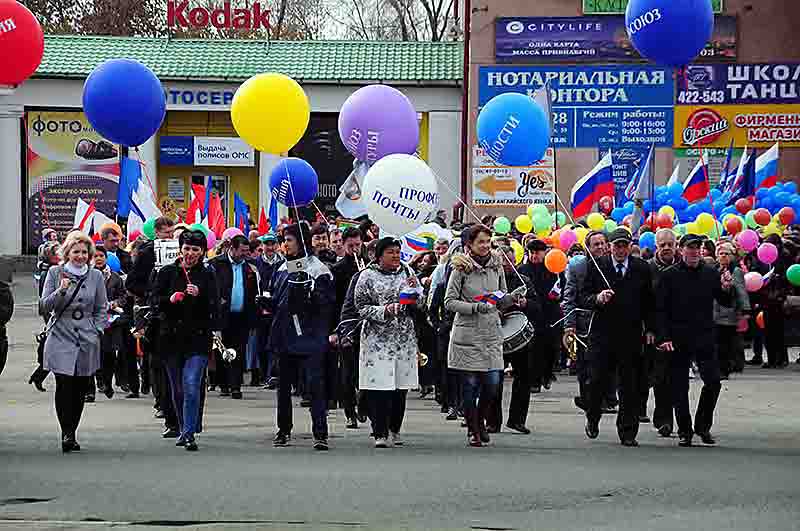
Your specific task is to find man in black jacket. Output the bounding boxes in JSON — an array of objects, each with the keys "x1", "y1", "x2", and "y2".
[
  {"x1": 581, "y1": 228, "x2": 655, "y2": 447},
  {"x1": 330, "y1": 227, "x2": 365, "y2": 428},
  {"x1": 656, "y1": 234, "x2": 733, "y2": 447},
  {"x1": 209, "y1": 235, "x2": 261, "y2": 399},
  {"x1": 101, "y1": 226, "x2": 133, "y2": 274}
]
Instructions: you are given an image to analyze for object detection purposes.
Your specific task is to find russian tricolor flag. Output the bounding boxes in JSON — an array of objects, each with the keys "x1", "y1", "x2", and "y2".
[
  {"x1": 571, "y1": 151, "x2": 613, "y2": 219},
  {"x1": 406, "y1": 235, "x2": 432, "y2": 252},
  {"x1": 682, "y1": 151, "x2": 710, "y2": 203},
  {"x1": 474, "y1": 291, "x2": 505, "y2": 305},
  {"x1": 755, "y1": 142, "x2": 779, "y2": 190},
  {"x1": 624, "y1": 164, "x2": 642, "y2": 201}
]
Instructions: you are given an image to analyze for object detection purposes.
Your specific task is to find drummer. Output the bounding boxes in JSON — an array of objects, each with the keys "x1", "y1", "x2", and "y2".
[{"x1": 487, "y1": 245, "x2": 540, "y2": 435}]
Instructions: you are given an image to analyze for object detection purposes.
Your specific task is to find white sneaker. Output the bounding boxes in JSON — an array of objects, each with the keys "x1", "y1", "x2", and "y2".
[
  {"x1": 375, "y1": 437, "x2": 388, "y2": 448},
  {"x1": 390, "y1": 432, "x2": 403, "y2": 446}
]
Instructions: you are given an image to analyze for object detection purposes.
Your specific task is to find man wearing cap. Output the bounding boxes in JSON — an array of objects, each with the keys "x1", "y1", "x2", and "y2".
[
  {"x1": 656, "y1": 233, "x2": 733, "y2": 447},
  {"x1": 580, "y1": 228, "x2": 655, "y2": 447}
]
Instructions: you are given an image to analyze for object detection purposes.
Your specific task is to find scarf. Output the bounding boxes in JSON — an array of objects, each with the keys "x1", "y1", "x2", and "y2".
[
  {"x1": 469, "y1": 251, "x2": 492, "y2": 268},
  {"x1": 64, "y1": 262, "x2": 89, "y2": 277}
]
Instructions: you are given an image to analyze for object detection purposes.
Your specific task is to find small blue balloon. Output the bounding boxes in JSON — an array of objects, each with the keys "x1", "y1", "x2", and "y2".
[
  {"x1": 756, "y1": 187, "x2": 770, "y2": 200},
  {"x1": 83, "y1": 59, "x2": 166, "y2": 147},
  {"x1": 776, "y1": 192, "x2": 791, "y2": 207},
  {"x1": 269, "y1": 157, "x2": 319, "y2": 207},
  {"x1": 477, "y1": 93, "x2": 550, "y2": 167},
  {"x1": 784, "y1": 182, "x2": 797, "y2": 195},
  {"x1": 639, "y1": 232, "x2": 656, "y2": 251},
  {"x1": 760, "y1": 196, "x2": 774, "y2": 211},
  {"x1": 710, "y1": 189, "x2": 721, "y2": 202},
  {"x1": 643, "y1": 200, "x2": 653, "y2": 214},
  {"x1": 624, "y1": 201, "x2": 635, "y2": 215},
  {"x1": 106, "y1": 253, "x2": 121, "y2": 273},
  {"x1": 667, "y1": 183, "x2": 684, "y2": 198},
  {"x1": 611, "y1": 207, "x2": 624, "y2": 222},
  {"x1": 655, "y1": 185, "x2": 667, "y2": 196},
  {"x1": 675, "y1": 209, "x2": 688, "y2": 222},
  {"x1": 626, "y1": 0, "x2": 714, "y2": 68}
]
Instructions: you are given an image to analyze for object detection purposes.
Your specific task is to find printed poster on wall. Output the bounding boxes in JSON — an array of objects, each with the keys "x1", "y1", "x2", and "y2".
[
  {"x1": 472, "y1": 146, "x2": 555, "y2": 207},
  {"x1": 26, "y1": 111, "x2": 120, "y2": 253},
  {"x1": 600, "y1": 146, "x2": 650, "y2": 206},
  {"x1": 496, "y1": 16, "x2": 736, "y2": 64}
]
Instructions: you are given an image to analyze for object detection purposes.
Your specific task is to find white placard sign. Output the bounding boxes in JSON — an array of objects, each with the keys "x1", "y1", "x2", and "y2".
[
  {"x1": 194, "y1": 137, "x2": 255, "y2": 167},
  {"x1": 154, "y1": 239, "x2": 180, "y2": 270}
]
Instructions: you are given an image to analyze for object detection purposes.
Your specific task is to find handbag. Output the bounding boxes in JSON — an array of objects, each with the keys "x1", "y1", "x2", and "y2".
[{"x1": 36, "y1": 271, "x2": 88, "y2": 346}]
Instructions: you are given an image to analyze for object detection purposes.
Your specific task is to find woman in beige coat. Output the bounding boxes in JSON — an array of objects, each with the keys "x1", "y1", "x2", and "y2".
[{"x1": 444, "y1": 225, "x2": 514, "y2": 447}]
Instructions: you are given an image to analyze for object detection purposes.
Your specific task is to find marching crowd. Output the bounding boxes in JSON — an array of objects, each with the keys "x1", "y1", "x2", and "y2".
[{"x1": 30, "y1": 211, "x2": 800, "y2": 453}]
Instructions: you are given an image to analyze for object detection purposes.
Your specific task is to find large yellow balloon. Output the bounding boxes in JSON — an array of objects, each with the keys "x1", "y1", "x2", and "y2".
[
  {"x1": 586, "y1": 212, "x2": 605, "y2": 231},
  {"x1": 231, "y1": 73, "x2": 310, "y2": 154},
  {"x1": 686, "y1": 222, "x2": 700, "y2": 235},
  {"x1": 515, "y1": 214, "x2": 533, "y2": 234},
  {"x1": 696, "y1": 212, "x2": 714, "y2": 234},
  {"x1": 510, "y1": 240, "x2": 524, "y2": 264},
  {"x1": 575, "y1": 226, "x2": 589, "y2": 245},
  {"x1": 658, "y1": 205, "x2": 675, "y2": 220}
]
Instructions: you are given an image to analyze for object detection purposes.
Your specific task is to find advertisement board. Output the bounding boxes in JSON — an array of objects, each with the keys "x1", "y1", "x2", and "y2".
[
  {"x1": 479, "y1": 65, "x2": 674, "y2": 147},
  {"x1": 582, "y1": 0, "x2": 723, "y2": 14},
  {"x1": 26, "y1": 110, "x2": 120, "y2": 252},
  {"x1": 472, "y1": 146, "x2": 555, "y2": 207},
  {"x1": 677, "y1": 63, "x2": 800, "y2": 105},
  {"x1": 159, "y1": 136, "x2": 255, "y2": 167},
  {"x1": 496, "y1": 16, "x2": 736, "y2": 63},
  {"x1": 674, "y1": 105, "x2": 800, "y2": 148}
]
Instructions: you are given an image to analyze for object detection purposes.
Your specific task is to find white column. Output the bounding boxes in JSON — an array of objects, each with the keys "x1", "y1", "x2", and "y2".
[
  {"x1": 0, "y1": 104, "x2": 23, "y2": 256},
  {"x1": 258, "y1": 152, "x2": 288, "y2": 226},
  {"x1": 427, "y1": 111, "x2": 463, "y2": 214}
]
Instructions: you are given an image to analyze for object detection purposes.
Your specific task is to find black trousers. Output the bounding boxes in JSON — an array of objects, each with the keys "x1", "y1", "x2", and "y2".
[
  {"x1": 670, "y1": 343, "x2": 721, "y2": 437},
  {"x1": 221, "y1": 316, "x2": 250, "y2": 392},
  {"x1": 436, "y1": 330, "x2": 461, "y2": 410},
  {"x1": 366, "y1": 389, "x2": 408, "y2": 439},
  {"x1": 649, "y1": 346, "x2": 674, "y2": 433},
  {"x1": 54, "y1": 374, "x2": 91, "y2": 437},
  {"x1": 715, "y1": 325, "x2": 742, "y2": 377},
  {"x1": 339, "y1": 345, "x2": 359, "y2": 417},
  {"x1": 586, "y1": 340, "x2": 642, "y2": 442},
  {"x1": 532, "y1": 327, "x2": 558, "y2": 388},
  {"x1": 277, "y1": 353, "x2": 328, "y2": 439},
  {"x1": 152, "y1": 355, "x2": 179, "y2": 430},
  {"x1": 491, "y1": 347, "x2": 532, "y2": 428},
  {"x1": 764, "y1": 307, "x2": 788, "y2": 366},
  {"x1": 124, "y1": 334, "x2": 141, "y2": 394}
]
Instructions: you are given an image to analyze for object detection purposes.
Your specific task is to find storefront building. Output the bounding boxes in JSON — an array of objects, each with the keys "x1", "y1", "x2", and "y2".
[
  {"x1": 466, "y1": 0, "x2": 800, "y2": 214},
  {"x1": 0, "y1": 36, "x2": 462, "y2": 255}
]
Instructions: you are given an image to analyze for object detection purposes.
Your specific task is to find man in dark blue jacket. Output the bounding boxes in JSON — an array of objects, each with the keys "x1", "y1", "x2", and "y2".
[{"x1": 269, "y1": 223, "x2": 336, "y2": 451}]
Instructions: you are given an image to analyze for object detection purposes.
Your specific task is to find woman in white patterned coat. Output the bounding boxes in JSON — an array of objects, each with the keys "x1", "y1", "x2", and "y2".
[{"x1": 354, "y1": 237, "x2": 420, "y2": 448}]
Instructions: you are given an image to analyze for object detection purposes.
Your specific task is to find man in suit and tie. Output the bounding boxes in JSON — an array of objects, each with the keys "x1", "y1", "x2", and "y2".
[{"x1": 580, "y1": 228, "x2": 655, "y2": 447}]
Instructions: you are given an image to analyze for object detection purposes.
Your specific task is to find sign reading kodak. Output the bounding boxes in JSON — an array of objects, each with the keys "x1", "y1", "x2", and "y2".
[
  {"x1": 167, "y1": 0, "x2": 270, "y2": 30},
  {"x1": 674, "y1": 105, "x2": 800, "y2": 148}
]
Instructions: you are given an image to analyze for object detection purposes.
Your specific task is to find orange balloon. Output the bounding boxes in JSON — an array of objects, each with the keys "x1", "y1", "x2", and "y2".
[
  {"x1": 544, "y1": 249, "x2": 568, "y2": 274},
  {"x1": 550, "y1": 229, "x2": 561, "y2": 250},
  {"x1": 756, "y1": 311, "x2": 765, "y2": 329}
]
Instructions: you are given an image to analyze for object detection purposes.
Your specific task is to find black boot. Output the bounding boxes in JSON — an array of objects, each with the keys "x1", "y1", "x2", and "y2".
[
  {"x1": 477, "y1": 399, "x2": 492, "y2": 444},
  {"x1": 28, "y1": 368, "x2": 47, "y2": 392},
  {"x1": 465, "y1": 409, "x2": 482, "y2": 447}
]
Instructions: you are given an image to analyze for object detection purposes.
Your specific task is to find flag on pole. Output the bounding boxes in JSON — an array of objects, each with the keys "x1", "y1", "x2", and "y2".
[
  {"x1": 682, "y1": 151, "x2": 710, "y2": 203},
  {"x1": 717, "y1": 139, "x2": 734, "y2": 190},
  {"x1": 755, "y1": 142, "x2": 779, "y2": 190},
  {"x1": 73, "y1": 198, "x2": 96, "y2": 231},
  {"x1": 186, "y1": 184, "x2": 206, "y2": 225},
  {"x1": 258, "y1": 206, "x2": 269, "y2": 235},
  {"x1": 571, "y1": 151, "x2": 614, "y2": 219},
  {"x1": 624, "y1": 164, "x2": 642, "y2": 201},
  {"x1": 233, "y1": 193, "x2": 250, "y2": 234},
  {"x1": 633, "y1": 144, "x2": 655, "y2": 201},
  {"x1": 207, "y1": 191, "x2": 226, "y2": 238},
  {"x1": 666, "y1": 162, "x2": 681, "y2": 187},
  {"x1": 726, "y1": 147, "x2": 751, "y2": 198},
  {"x1": 728, "y1": 148, "x2": 757, "y2": 206}
]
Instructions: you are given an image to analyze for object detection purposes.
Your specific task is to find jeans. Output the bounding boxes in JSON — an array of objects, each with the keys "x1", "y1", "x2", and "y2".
[
  {"x1": 366, "y1": 389, "x2": 408, "y2": 439},
  {"x1": 277, "y1": 353, "x2": 328, "y2": 439},
  {"x1": 461, "y1": 370, "x2": 501, "y2": 410},
  {"x1": 165, "y1": 354, "x2": 208, "y2": 441},
  {"x1": 54, "y1": 374, "x2": 91, "y2": 437}
]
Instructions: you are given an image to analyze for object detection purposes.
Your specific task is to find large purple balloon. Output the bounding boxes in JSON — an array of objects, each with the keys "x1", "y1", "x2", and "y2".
[{"x1": 338, "y1": 85, "x2": 419, "y2": 163}]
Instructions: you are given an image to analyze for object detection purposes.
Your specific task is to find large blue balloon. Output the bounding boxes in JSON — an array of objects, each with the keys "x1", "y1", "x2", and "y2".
[
  {"x1": 106, "y1": 253, "x2": 121, "y2": 273},
  {"x1": 269, "y1": 157, "x2": 318, "y2": 207},
  {"x1": 626, "y1": 0, "x2": 714, "y2": 68},
  {"x1": 476, "y1": 93, "x2": 550, "y2": 167},
  {"x1": 83, "y1": 59, "x2": 166, "y2": 147}
]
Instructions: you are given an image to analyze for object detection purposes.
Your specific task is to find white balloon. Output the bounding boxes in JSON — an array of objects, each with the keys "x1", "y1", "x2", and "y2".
[{"x1": 362, "y1": 154, "x2": 439, "y2": 237}]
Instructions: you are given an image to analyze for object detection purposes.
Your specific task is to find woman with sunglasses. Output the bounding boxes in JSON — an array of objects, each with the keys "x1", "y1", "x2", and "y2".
[{"x1": 153, "y1": 230, "x2": 220, "y2": 452}]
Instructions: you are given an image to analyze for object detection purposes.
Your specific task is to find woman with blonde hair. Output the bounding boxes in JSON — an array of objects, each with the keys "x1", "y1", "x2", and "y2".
[{"x1": 40, "y1": 232, "x2": 108, "y2": 453}]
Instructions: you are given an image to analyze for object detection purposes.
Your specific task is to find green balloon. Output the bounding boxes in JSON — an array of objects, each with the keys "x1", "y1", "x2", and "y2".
[
  {"x1": 745, "y1": 210, "x2": 759, "y2": 229},
  {"x1": 674, "y1": 224, "x2": 687, "y2": 236},
  {"x1": 142, "y1": 218, "x2": 157, "y2": 240},
  {"x1": 555, "y1": 211, "x2": 567, "y2": 228},
  {"x1": 190, "y1": 223, "x2": 210, "y2": 237},
  {"x1": 788, "y1": 264, "x2": 800, "y2": 286},
  {"x1": 493, "y1": 216, "x2": 511, "y2": 235},
  {"x1": 604, "y1": 219, "x2": 618, "y2": 233},
  {"x1": 532, "y1": 204, "x2": 549, "y2": 218},
  {"x1": 533, "y1": 213, "x2": 552, "y2": 232}
]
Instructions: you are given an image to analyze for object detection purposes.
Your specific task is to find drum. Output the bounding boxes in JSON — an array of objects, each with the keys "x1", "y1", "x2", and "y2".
[{"x1": 501, "y1": 311, "x2": 535, "y2": 354}]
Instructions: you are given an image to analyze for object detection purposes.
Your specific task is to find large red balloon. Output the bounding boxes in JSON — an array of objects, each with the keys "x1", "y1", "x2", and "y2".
[
  {"x1": 735, "y1": 198, "x2": 752, "y2": 215},
  {"x1": 0, "y1": 0, "x2": 44, "y2": 86},
  {"x1": 753, "y1": 208, "x2": 771, "y2": 226},
  {"x1": 598, "y1": 195, "x2": 614, "y2": 215},
  {"x1": 778, "y1": 207, "x2": 796, "y2": 226},
  {"x1": 725, "y1": 216, "x2": 743, "y2": 235},
  {"x1": 656, "y1": 213, "x2": 673, "y2": 229}
]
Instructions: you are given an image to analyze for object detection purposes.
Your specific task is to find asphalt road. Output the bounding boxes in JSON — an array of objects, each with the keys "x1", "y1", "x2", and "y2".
[{"x1": 1, "y1": 275, "x2": 799, "y2": 531}]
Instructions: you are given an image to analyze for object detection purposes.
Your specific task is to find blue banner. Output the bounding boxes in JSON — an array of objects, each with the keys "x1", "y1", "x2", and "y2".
[
  {"x1": 159, "y1": 136, "x2": 194, "y2": 166},
  {"x1": 601, "y1": 146, "x2": 651, "y2": 205},
  {"x1": 478, "y1": 65, "x2": 674, "y2": 147}
]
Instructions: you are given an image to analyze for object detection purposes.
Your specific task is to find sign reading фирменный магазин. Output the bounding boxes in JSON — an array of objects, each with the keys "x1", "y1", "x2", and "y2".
[{"x1": 479, "y1": 65, "x2": 674, "y2": 147}]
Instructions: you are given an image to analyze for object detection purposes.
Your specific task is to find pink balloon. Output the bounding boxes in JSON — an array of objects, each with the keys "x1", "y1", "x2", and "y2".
[
  {"x1": 206, "y1": 230, "x2": 217, "y2": 249},
  {"x1": 222, "y1": 227, "x2": 244, "y2": 240},
  {"x1": 560, "y1": 229, "x2": 577, "y2": 250},
  {"x1": 736, "y1": 229, "x2": 759, "y2": 252},
  {"x1": 744, "y1": 272, "x2": 764, "y2": 292},
  {"x1": 757, "y1": 242, "x2": 778, "y2": 265}
]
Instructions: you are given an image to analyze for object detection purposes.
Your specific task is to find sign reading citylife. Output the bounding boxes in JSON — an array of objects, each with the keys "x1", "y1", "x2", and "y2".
[
  {"x1": 472, "y1": 146, "x2": 555, "y2": 207},
  {"x1": 167, "y1": 0, "x2": 270, "y2": 30},
  {"x1": 479, "y1": 65, "x2": 674, "y2": 147},
  {"x1": 159, "y1": 136, "x2": 255, "y2": 167},
  {"x1": 496, "y1": 16, "x2": 736, "y2": 64},
  {"x1": 583, "y1": 0, "x2": 723, "y2": 14},
  {"x1": 675, "y1": 63, "x2": 800, "y2": 148}
]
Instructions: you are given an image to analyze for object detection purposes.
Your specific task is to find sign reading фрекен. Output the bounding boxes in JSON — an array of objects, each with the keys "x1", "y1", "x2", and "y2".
[
  {"x1": 478, "y1": 65, "x2": 674, "y2": 147},
  {"x1": 159, "y1": 136, "x2": 255, "y2": 167}
]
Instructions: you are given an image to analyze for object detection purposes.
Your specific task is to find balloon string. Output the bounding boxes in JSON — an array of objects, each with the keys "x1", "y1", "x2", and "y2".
[
  {"x1": 132, "y1": 147, "x2": 158, "y2": 205},
  {"x1": 310, "y1": 200, "x2": 328, "y2": 224},
  {"x1": 415, "y1": 154, "x2": 527, "y2": 290}
]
